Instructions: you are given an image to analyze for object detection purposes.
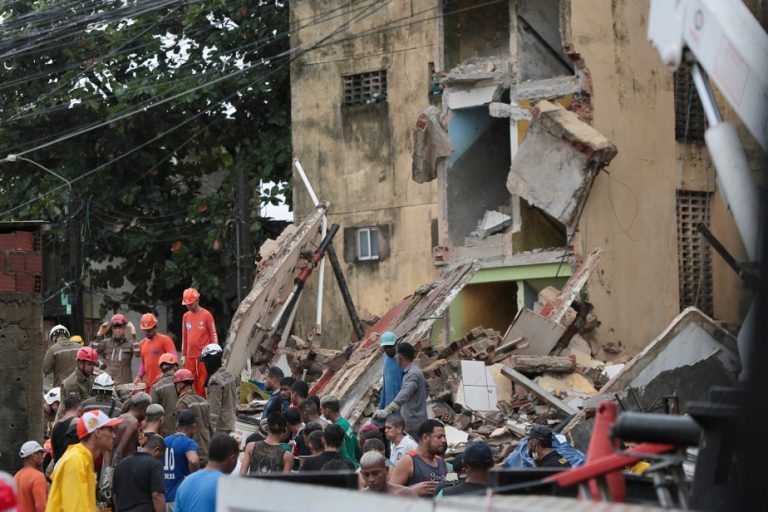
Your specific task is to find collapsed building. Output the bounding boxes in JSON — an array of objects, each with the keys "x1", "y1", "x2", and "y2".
[{"x1": 288, "y1": 0, "x2": 757, "y2": 358}]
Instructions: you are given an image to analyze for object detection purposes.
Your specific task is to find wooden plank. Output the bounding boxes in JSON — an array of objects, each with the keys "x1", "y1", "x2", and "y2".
[
  {"x1": 501, "y1": 308, "x2": 566, "y2": 356},
  {"x1": 501, "y1": 366, "x2": 577, "y2": 415}
]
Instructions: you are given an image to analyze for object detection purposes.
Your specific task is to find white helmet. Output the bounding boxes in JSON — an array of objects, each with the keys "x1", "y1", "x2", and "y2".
[
  {"x1": 93, "y1": 373, "x2": 115, "y2": 391},
  {"x1": 43, "y1": 387, "x2": 61, "y2": 405},
  {"x1": 49, "y1": 324, "x2": 70, "y2": 341},
  {"x1": 200, "y1": 343, "x2": 223, "y2": 358}
]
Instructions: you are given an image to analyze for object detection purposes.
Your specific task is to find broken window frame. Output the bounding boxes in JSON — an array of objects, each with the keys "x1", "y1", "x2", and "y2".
[
  {"x1": 342, "y1": 70, "x2": 388, "y2": 107},
  {"x1": 356, "y1": 227, "x2": 379, "y2": 261}
]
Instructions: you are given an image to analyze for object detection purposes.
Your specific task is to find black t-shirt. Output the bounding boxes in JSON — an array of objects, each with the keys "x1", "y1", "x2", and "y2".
[
  {"x1": 536, "y1": 450, "x2": 571, "y2": 468},
  {"x1": 51, "y1": 417, "x2": 77, "y2": 464},
  {"x1": 442, "y1": 481, "x2": 488, "y2": 497},
  {"x1": 113, "y1": 452, "x2": 165, "y2": 512},
  {"x1": 299, "y1": 451, "x2": 354, "y2": 472}
]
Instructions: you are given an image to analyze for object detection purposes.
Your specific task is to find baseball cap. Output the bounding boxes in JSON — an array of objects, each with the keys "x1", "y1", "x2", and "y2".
[
  {"x1": 76, "y1": 410, "x2": 123, "y2": 439},
  {"x1": 43, "y1": 387, "x2": 61, "y2": 405},
  {"x1": 19, "y1": 441, "x2": 46, "y2": 459},
  {"x1": 380, "y1": 331, "x2": 396, "y2": 346},
  {"x1": 528, "y1": 424, "x2": 553, "y2": 441},
  {"x1": 177, "y1": 409, "x2": 197, "y2": 426},
  {"x1": 462, "y1": 441, "x2": 493, "y2": 468}
]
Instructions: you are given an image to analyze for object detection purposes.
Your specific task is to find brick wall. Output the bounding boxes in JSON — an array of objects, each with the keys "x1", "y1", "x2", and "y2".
[{"x1": 0, "y1": 231, "x2": 43, "y2": 293}]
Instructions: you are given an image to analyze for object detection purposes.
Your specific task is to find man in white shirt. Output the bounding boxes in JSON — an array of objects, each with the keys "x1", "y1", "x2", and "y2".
[{"x1": 384, "y1": 415, "x2": 418, "y2": 465}]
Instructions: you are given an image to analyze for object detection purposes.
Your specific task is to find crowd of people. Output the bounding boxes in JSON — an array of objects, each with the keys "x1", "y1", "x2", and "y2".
[{"x1": 1, "y1": 292, "x2": 580, "y2": 511}]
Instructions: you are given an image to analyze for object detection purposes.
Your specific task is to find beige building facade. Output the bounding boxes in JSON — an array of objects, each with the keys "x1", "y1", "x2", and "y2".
[{"x1": 290, "y1": 0, "x2": 760, "y2": 354}]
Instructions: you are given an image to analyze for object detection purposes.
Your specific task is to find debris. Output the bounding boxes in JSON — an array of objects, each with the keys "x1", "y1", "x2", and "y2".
[
  {"x1": 501, "y1": 366, "x2": 578, "y2": 416},
  {"x1": 455, "y1": 360, "x2": 498, "y2": 412},
  {"x1": 506, "y1": 100, "x2": 617, "y2": 226},
  {"x1": 500, "y1": 309, "x2": 566, "y2": 356},
  {"x1": 537, "y1": 373, "x2": 598, "y2": 397},
  {"x1": 444, "y1": 425, "x2": 469, "y2": 447},
  {"x1": 540, "y1": 247, "x2": 604, "y2": 324},
  {"x1": 507, "y1": 355, "x2": 576, "y2": 375},
  {"x1": 222, "y1": 204, "x2": 328, "y2": 377},
  {"x1": 470, "y1": 210, "x2": 513, "y2": 239},
  {"x1": 411, "y1": 106, "x2": 452, "y2": 184}
]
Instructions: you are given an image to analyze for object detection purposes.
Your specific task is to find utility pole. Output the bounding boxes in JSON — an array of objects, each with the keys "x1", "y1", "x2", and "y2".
[
  {"x1": 236, "y1": 163, "x2": 253, "y2": 303},
  {"x1": 67, "y1": 192, "x2": 84, "y2": 335}
]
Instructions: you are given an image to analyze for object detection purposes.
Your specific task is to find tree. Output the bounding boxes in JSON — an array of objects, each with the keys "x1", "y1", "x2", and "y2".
[{"x1": 0, "y1": 0, "x2": 292, "y2": 341}]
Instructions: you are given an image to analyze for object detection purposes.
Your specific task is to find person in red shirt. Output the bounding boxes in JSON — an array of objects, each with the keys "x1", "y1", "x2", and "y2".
[
  {"x1": 181, "y1": 288, "x2": 218, "y2": 397},
  {"x1": 15, "y1": 441, "x2": 47, "y2": 512},
  {"x1": 135, "y1": 313, "x2": 177, "y2": 389}
]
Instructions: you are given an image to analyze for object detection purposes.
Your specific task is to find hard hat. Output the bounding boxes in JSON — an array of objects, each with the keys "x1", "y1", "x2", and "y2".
[
  {"x1": 93, "y1": 372, "x2": 115, "y2": 391},
  {"x1": 69, "y1": 335, "x2": 84, "y2": 345},
  {"x1": 200, "y1": 344, "x2": 223, "y2": 359},
  {"x1": 380, "y1": 331, "x2": 397, "y2": 346},
  {"x1": 173, "y1": 369, "x2": 195, "y2": 383},
  {"x1": 76, "y1": 346, "x2": 99, "y2": 363},
  {"x1": 181, "y1": 288, "x2": 200, "y2": 305},
  {"x1": 159, "y1": 353, "x2": 178, "y2": 366},
  {"x1": 43, "y1": 387, "x2": 61, "y2": 405},
  {"x1": 0, "y1": 480, "x2": 17, "y2": 510},
  {"x1": 139, "y1": 313, "x2": 158, "y2": 330},
  {"x1": 49, "y1": 324, "x2": 70, "y2": 341},
  {"x1": 110, "y1": 313, "x2": 128, "y2": 326}
]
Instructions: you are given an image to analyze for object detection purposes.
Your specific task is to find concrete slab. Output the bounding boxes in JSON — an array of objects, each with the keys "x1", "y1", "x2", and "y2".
[
  {"x1": 500, "y1": 308, "x2": 566, "y2": 357},
  {"x1": 506, "y1": 100, "x2": 617, "y2": 226}
]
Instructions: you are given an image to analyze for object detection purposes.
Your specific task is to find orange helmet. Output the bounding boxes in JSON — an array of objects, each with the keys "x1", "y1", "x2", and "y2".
[
  {"x1": 139, "y1": 313, "x2": 158, "y2": 330},
  {"x1": 159, "y1": 353, "x2": 178, "y2": 366},
  {"x1": 110, "y1": 313, "x2": 128, "y2": 326},
  {"x1": 173, "y1": 369, "x2": 195, "y2": 383},
  {"x1": 181, "y1": 288, "x2": 200, "y2": 305},
  {"x1": 76, "y1": 347, "x2": 98, "y2": 363}
]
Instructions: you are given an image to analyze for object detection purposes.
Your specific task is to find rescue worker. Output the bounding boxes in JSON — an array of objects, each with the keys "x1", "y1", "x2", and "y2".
[
  {"x1": 150, "y1": 353, "x2": 180, "y2": 436},
  {"x1": 81, "y1": 372, "x2": 123, "y2": 417},
  {"x1": 174, "y1": 368, "x2": 213, "y2": 467},
  {"x1": 69, "y1": 335, "x2": 85, "y2": 345},
  {"x1": 199, "y1": 344, "x2": 238, "y2": 435},
  {"x1": 92, "y1": 313, "x2": 139, "y2": 386},
  {"x1": 135, "y1": 312, "x2": 177, "y2": 389},
  {"x1": 43, "y1": 324, "x2": 80, "y2": 387},
  {"x1": 181, "y1": 288, "x2": 218, "y2": 397},
  {"x1": 61, "y1": 346, "x2": 98, "y2": 402}
]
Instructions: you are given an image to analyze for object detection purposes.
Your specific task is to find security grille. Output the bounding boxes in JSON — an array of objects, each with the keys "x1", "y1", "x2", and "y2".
[
  {"x1": 674, "y1": 62, "x2": 706, "y2": 143},
  {"x1": 677, "y1": 190, "x2": 713, "y2": 316},
  {"x1": 343, "y1": 70, "x2": 387, "y2": 106}
]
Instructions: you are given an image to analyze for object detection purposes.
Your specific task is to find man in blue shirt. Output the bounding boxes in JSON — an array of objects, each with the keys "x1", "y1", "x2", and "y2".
[
  {"x1": 378, "y1": 331, "x2": 403, "y2": 410},
  {"x1": 261, "y1": 367, "x2": 285, "y2": 418},
  {"x1": 163, "y1": 409, "x2": 200, "y2": 505},
  {"x1": 173, "y1": 434, "x2": 240, "y2": 512}
]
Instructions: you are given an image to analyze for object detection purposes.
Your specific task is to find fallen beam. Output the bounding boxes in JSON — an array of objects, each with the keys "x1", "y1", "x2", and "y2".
[
  {"x1": 508, "y1": 355, "x2": 576, "y2": 374},
  {"x1": 501, "y1": 366, "x2": 577, "y2": 416}
]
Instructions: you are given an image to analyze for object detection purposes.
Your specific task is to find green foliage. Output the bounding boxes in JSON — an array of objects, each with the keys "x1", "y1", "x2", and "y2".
[{"x1": 0, "y1": 0, "x2": 292, "y2": 338}]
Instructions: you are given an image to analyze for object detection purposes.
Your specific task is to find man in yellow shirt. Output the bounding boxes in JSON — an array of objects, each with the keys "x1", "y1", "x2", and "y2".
[{"x1": 46, "y1": 410, "x2": 122, "y2": 512}]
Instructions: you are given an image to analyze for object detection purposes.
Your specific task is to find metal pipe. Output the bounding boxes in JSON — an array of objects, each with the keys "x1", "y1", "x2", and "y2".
[
  {"x1": 294, "y1": 159, "x2": 325, "y2": 332},
  {"x1": 689, "y1": 63, "x2": 722, "y2": 126}
]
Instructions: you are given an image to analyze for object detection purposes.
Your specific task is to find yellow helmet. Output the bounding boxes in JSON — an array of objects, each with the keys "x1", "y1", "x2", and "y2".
[{"x1": 69, "y1": 335, "x2": 84, "y2": 345}]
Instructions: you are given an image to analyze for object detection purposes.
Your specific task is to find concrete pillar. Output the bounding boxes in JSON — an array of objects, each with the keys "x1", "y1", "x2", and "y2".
[{"x1": 0, "y1": 292, "x2": 43, "y2": 473}]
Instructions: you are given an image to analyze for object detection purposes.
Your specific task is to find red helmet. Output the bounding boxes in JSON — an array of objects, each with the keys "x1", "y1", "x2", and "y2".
[
  {"x1": 110, "y1": 313, "x2": 128, "y2": 326},
  {"x1": 173, "y1": 369, "x2": 194, "y2": 383},
  {"x1": 76, "y1": 347, "x2": 99, "y2": 363},
  {"x1": 181, "y1": 288, "x2": 200, "y2": 305},
  {"x1": 159, "y1": 353, "x2": 178, "y2": 366},
  {"x1": 139, "y1": 313, "x2": 158, "y2": 330}
]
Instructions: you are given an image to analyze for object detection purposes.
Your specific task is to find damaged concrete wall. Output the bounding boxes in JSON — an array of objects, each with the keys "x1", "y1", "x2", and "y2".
[
  {"x1": 290, "y1": 0, "x2": 440, "y2": 347},
  {"x1": 0, "y1": 292, "x2": 43, "y2": 472},
  {"x1": 566, "y1": 0, "x2": 753, "y2": 353}
]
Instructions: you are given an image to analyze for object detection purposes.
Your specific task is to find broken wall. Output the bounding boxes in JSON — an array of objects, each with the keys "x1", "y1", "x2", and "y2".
[
  {"x1": 568, "y1": 0, "x2": 753, "y2": 353},
  {"x1": 290, "y1": 0, "x2": 440, "y2": 347},
  {"x1": 0, "y1": 292, "x2": 43, "y2": 472},
  {"x1": 443, "y1": 0, "x2": 511, "y2": 71}
]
